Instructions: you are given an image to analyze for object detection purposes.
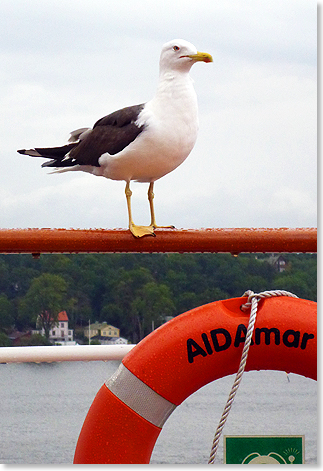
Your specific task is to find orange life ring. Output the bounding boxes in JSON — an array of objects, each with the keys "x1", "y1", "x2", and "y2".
[{"x1": 73, "y1": 296, "x2": 316, "y2": 464}]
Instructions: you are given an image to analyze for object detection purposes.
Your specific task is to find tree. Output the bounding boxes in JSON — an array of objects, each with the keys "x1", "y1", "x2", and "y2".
[
  {"x1": 0, "y1": 252, "x2": 316, "y2": 343},
  {"x1": 0, "y1": 294, "x2": 14, "y2": 330},
  {"x1": 0, "y1": 331, "x2": 12, "y2": 347},
  {"x1": 131, "y1": 282, "x2": 176, "y2": 341},
  {"x1": 105, "y1": 267, "x2": 155, "y2": 341},
  {"x1": 16, "y1": 333, "x2": 52, "y2": 346},
  {"x1": 273, "y1": 271, "x2": 315, "y2": 301},
  {"x1": 18, "y1": 273, "x2": 67, "y2": 338}
]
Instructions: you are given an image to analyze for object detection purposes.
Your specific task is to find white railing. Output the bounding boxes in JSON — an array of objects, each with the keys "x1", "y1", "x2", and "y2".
[{"x1": 0, "y1": 344, "x2": 136, "y2": 363}]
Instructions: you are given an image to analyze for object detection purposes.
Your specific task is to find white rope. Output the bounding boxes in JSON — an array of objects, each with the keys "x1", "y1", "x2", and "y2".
[
  {"x1": 240, "y1": 289, "x2": 298, "y2": 312},
  {"x1": 207, "y1": 289, "x2": 298, "y2": 464}
]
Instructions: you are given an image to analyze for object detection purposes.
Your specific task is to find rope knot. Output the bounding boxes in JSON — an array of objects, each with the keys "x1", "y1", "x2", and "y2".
[
  {"x1": 240, "y1": 290, "x2": 257, "y2": 311},
  {"x1": 240, "y1": 289, "x2": 298, "y2": 312}
]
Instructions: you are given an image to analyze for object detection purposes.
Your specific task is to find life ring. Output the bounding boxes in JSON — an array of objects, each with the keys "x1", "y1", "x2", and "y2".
[{"x1": 73, "y1": 296, "x2": 316, "y2": 464}]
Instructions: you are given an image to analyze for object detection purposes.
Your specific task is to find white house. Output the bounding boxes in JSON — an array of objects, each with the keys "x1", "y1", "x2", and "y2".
[
  {"x1": 35, "y1": 311, "x2": 75, "y2": 345},
  {"x1": 49, "y1": 311, "x2": 74, "y2": 344}
]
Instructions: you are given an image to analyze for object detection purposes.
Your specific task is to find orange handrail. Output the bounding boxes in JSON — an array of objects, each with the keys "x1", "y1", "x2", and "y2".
[{"x1": 0, "y1": 228, "x2": 316, "y2": 254}]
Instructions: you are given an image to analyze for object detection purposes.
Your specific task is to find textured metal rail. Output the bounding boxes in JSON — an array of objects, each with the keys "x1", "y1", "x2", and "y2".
[{"x1": 0, "y1": 227, "x2": 317, "y2": 254}]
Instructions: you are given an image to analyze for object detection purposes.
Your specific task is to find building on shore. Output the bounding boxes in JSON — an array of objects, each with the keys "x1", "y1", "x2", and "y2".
[
  {"x1": 33, "y1": 311, "x2": 76, "y2": 345},
  {"x1": 84, "y1": 322, "x2": 127, "y2": 344}
]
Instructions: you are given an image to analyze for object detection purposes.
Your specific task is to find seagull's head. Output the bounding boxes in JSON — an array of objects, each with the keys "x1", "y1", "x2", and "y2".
[{"x1": 159, "y1": 39, "x2": 213, "y2": 74}]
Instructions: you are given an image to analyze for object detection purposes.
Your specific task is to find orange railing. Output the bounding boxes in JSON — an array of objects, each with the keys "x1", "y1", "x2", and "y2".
[{"x1": 0, "y1": 228, "x2": 317, "y2": 254}]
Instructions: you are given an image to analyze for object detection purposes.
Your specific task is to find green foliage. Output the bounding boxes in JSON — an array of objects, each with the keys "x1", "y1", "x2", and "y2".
[
  {"x1": 131, "y1": 282, "x2": 176, "y2": 341},
  {"x1": 272, "y1": 254, "x2": 317, "y2": 301},
  {"x1": 17, "y1": 273, "x2": 67, "y2": 337},
  {"x1": 0, "y1": 331, "x2": 12, "y2": 347},
  {"x1": 0, "y1": 253, "x2": 317, "y2": 341},
  {"x1": 0, "y1": 293, "x2": 14, "y2": 329},
  {"x1": 16, "y1": 333, "x2": 52, "y2": 346}
]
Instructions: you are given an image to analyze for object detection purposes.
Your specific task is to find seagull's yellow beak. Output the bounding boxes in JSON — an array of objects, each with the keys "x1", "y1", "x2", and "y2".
[{"x1": 188, "y1": 51, "x2": 213, "y2": 63}]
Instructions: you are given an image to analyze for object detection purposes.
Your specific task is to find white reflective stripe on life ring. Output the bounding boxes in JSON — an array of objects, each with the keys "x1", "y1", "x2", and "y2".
[{"x1": 106, "y1": 363, "x2": 176, "y2": 428}]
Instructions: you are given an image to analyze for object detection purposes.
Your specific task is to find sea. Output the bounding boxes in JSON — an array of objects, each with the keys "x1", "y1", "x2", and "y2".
[{"x1": 0, "y1": 361, "x2": 317, "y2": 465}]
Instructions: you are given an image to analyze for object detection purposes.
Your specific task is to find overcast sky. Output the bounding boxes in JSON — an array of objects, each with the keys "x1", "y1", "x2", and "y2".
[{"x1": 1, "y1": 0, "x2": 317, "y2": 231}]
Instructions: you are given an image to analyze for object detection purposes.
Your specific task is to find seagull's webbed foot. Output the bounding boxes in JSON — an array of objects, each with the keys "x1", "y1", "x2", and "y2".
[
  {"x1": 125, "y1": 181, "x2": 175, "y2": 238},
  {"x1": 129, "y1": 223, "x2": 156, "y2": 238},
  {"x1": 125, "y1": 182, "x2": 157, "y2": 238}
]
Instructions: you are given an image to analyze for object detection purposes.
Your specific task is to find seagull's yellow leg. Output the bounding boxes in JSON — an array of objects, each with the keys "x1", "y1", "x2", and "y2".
[
  {"x1": 148, "y1": 182, "x2": 175, "y2": 229},
  {"x1": 125, "y1": 182, "x2": 155, "y2": 238},
  {"x1": 148, "y1": 182, "x2": 158, "y2": 228}
]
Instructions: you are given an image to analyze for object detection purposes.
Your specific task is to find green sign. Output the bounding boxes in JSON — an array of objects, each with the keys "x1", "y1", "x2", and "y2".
[{"x1": 224, "y1": 435, "x2": 304, "y2": 464}]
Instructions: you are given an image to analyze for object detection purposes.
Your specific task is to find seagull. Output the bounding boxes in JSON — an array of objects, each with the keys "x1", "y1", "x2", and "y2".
[{"x1": 18, "y1": 39, "x2": 213, "y2": 238}]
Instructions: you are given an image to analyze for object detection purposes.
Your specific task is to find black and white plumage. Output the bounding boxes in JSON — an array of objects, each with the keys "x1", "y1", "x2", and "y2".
[{"x1": 18, "y1": 39, "x2": 212, "y2": 237}]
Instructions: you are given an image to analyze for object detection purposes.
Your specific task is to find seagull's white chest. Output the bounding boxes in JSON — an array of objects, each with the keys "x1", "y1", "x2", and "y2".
[{"x1": 100, "y1": 75, "x2": 199, "y2": 183}]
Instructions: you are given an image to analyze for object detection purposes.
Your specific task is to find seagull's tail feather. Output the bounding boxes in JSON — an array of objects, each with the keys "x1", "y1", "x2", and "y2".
[
  {"x1": 48, "y1": 166, "x2": 82, "y2": 174},
  {"x1": 17, "y1": 143, "x2": 77, "y2": 167}
]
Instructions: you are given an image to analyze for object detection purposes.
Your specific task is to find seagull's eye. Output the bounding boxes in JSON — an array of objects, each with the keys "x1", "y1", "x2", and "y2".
[{"x1": 173, "y1": 45, "x2": 180, "y2": 52}]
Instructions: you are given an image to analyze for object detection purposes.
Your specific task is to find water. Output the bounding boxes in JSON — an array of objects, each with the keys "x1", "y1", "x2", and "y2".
[{"x1": 0, "y1": 362, "x2": 317, "y2": 464}]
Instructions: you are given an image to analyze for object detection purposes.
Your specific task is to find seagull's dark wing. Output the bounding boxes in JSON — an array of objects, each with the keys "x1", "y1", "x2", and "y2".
[
  {"x1": 68, "y1": 104, "x2": 146, "y2": 166},
  {"x1": 18, "y1": 103, "x2": 146, "y2": 168}
]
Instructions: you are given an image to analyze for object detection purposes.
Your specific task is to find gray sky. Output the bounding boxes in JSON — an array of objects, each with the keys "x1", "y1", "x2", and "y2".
[{"x1": 1, "y1": 0, "x2": 317, "y2": 230}]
